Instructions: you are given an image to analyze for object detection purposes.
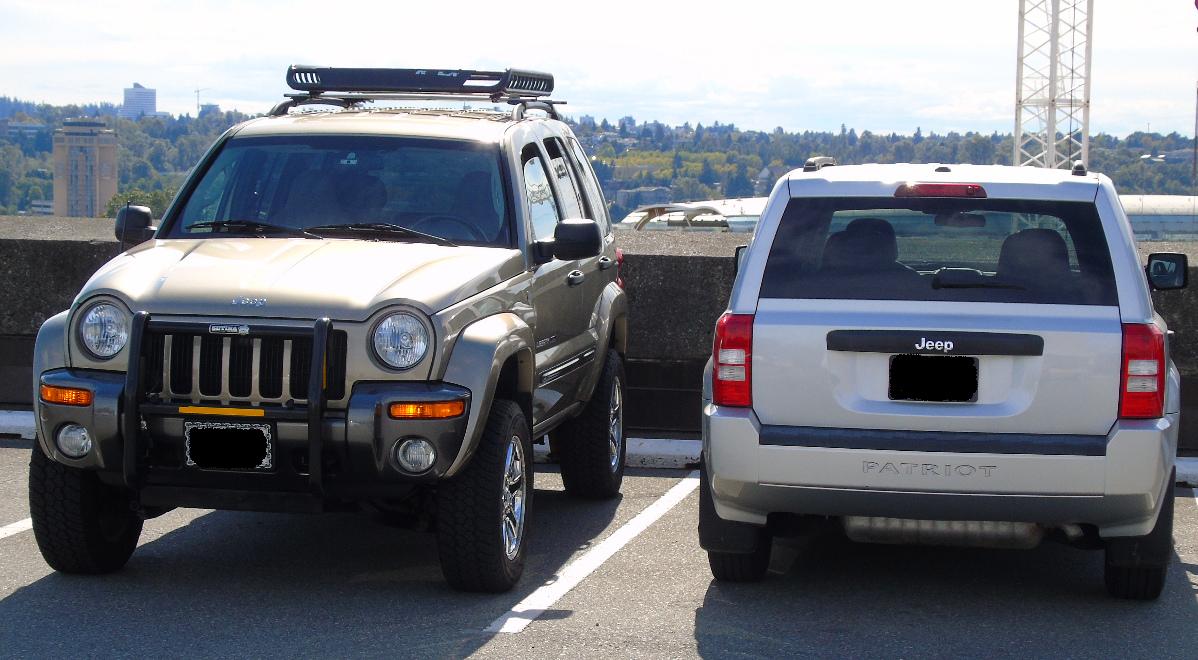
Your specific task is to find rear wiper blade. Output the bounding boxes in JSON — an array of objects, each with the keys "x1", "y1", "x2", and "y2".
[
  {"x1": 306, "y1": 222, "x2": 457, "y2": 247},
  {"x1": 189, "y1": 220, "x2": 319, "y2": 238},
  {"x1": 932, "y1": 280, "x2": 1026, "y2": 290}
]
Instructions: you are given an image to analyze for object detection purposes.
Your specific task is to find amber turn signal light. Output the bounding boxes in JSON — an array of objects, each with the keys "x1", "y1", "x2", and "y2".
[
  {"x1": 40, "y1": 384, "x2": 93, "y2": 406},
  {"x1": 388, "y1": 400, "x2": 466, "y2": 419}
]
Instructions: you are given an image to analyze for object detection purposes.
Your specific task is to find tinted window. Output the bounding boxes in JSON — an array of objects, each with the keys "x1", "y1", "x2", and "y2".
[
  {"x1": 566, "y1": 137, "x2": 610, "y2": 230},
  {"x1": 760, "y1": 198, "x2": 1116, "y2": 305},
  {"x1": 523, "y1": 153, "x2": 560, "y2": 241},
  {"x1": 169, "y1": 135, "x2": 510, "y2": 245},
  {"x1": 543, "y1": 138, "x2": 584, "y2": 219}
]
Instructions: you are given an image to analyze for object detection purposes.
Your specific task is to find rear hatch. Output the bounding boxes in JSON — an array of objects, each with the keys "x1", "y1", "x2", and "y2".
[{"x1": 751, "y1": 187, "x2": 1122, "y2": 436}]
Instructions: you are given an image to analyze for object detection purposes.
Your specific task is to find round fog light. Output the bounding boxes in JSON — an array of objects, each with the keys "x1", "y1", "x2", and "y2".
[
  {"x1": 56, "y1": 424, "x2": 93, "y2": 458},
  {"x1": 395, "y1": 438, "x2": 436, "y2": 473}
]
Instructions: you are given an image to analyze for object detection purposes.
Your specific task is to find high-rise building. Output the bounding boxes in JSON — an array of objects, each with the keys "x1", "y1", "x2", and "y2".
[
  {"x1": 119, "y1": 82, "x2": 157, "y2": 119},
  {"x1": 52, "y1": 120, "x2": 118, "y2": 218}
]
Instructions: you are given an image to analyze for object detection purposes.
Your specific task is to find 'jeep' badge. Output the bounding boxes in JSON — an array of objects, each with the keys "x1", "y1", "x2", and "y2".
[{"x1": 209, "y1": 324, "x2": 250, "y2": 336}]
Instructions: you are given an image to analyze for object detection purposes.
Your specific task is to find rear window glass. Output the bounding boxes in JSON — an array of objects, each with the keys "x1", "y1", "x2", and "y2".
[{"x1": 760, "y1": 198, "x2": 1116, "y2": 305}]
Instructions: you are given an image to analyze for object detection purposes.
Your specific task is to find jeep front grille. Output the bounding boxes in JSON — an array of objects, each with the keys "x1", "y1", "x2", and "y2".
[{"x1": 141, "y1": 329, "x2": 347, "y2": 404}]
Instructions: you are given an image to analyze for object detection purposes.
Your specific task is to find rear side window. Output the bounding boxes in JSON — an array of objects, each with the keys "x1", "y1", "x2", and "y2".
[{"x1": 760, "y1": 198, "x2": 1117, "y2": 305}]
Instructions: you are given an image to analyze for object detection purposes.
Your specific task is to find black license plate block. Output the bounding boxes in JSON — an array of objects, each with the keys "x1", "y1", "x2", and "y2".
[
  {"x1": 184, "y1": 421, "x2": 273, "y2": 471},
  {"x1": 888, "y1": 354, "x2": 978, "y2": 403}
]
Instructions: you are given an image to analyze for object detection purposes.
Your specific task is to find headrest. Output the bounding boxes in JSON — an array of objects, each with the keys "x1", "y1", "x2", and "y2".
[{"x1": 998, "y1": 228, "x2": 1070, "y2": 279}]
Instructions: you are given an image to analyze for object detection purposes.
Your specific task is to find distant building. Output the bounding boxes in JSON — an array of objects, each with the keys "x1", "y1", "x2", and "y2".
[
  {"x1": 577, "y1": 115, "x2": 597, "y2": 130},
  {"x1": 52, "y1": 119, "x2": 118, "y2": 218},
  {"x1": 119, "y1": 83, "x2": 157, "y2": 119},
  {"x1": 199, "y1": 103, "x2": 221, "y2": 116},
  {"x1": 3, "y1": 120, "x2": 49, "y2": 140},
  {"x1": 30, "y1": 200, "x2": 53, "y2": 215}
]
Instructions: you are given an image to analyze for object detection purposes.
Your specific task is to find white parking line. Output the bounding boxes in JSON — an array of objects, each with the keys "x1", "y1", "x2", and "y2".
[
  {"x1": 486, "y1": 470, "x2": 700, "y2": 634},
  {"x1": 0, "y1": 518, "x2": 32, "y2": 540}
]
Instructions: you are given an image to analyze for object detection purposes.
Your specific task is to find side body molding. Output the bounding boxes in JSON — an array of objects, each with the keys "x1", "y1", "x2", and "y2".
[{"x1": 441, "y1": 312, "x2": 535, "y2": 476}]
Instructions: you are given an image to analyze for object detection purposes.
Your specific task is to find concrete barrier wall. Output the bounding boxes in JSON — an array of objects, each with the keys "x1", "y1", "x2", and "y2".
[{"x1": 2, "y1": 217, "x2": 1196, "y2": 448}]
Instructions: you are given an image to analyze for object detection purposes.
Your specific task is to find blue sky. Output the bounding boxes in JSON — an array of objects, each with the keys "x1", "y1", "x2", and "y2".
[{"x1": 0, "y1": 0, "x2": 1194, "y2": 136}]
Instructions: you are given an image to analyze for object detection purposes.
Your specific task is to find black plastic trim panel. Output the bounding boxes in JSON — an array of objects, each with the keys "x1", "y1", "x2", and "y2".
[
  {"x1": 826, "y1": 330, "x2": 1044, "y2": 356},
  {"x1": 759, "y1": 425, "x2": 1107, "y2": 456}
]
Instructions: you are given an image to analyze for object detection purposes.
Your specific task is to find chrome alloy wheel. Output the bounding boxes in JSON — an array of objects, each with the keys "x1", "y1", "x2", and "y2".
[
  {"x1": 501, "y1": 435, "x2": 527, "y2": 560},
  {"x1": 608, "y1": 376, "x2": 624, "y2": 471}
]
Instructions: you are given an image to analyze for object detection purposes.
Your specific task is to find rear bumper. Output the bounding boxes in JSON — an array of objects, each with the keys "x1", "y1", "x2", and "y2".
[{"x1": 702, "y1": 405, "x2": 1178, "y2": 538}]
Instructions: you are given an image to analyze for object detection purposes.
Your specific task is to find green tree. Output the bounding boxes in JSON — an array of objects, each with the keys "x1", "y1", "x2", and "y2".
[{"x1": 105, "y1": 187, "x2": 177, "y2": 219}]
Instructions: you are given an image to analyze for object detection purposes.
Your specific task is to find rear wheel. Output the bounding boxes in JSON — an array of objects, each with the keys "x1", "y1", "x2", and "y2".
[
  {"x1": 437, "y1": 399, "x2": 532, "y2": 593},
  {"x1": 1104, "y1": 478, "x2": 1174, "y2": 600},
  {"x1": 558, "y1": 350, "x2": 626, "y2": 499},
  {"x1": 28, "y1": 441, "x2": 142, "y2": 574},
  {"x1": 700, "y1": 458, "x2": 772, "y2": 582}
]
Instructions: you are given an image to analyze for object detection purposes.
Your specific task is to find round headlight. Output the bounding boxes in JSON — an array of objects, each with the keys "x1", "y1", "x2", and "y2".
[
  {"x1": 372, "y1": 312, "x2": 429, "y2": 370},
  {"x1": 79, "y1": 303, "x2": 129, "y2": 359}
]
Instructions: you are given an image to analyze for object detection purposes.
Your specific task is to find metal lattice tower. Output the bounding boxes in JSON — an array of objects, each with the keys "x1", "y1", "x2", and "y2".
[{"x1": 1014, "y1": 0, "x2": 1094, "y2": 168}]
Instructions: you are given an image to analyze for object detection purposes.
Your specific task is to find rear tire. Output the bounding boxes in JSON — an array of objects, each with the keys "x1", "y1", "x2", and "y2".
[
  {"x1": 1104, "y1": 478, "x2": 1173, "y2": 600},
  {"x1": 28, "y1": 441, "x2": 142, "y2": 574},
  {"x1": 557, "y1": 350, "x2": 626, "y2": 499},
  {"x1": 437, "y1": 399, "x2": 532, "y2": 593},
  {"x1": 700, "y1": 458, "x2": 772, "y2": 582},
  {"x1": 707, "y1": 536, "x2": 772, "y2": 582}
]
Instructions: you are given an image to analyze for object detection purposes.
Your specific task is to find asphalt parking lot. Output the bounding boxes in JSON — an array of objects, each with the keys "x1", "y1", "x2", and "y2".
[{"x1": 2, "y1": 437, "x2": 1197, "y2": 658}]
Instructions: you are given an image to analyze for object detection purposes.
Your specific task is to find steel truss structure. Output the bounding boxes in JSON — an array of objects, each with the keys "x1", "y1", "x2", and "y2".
[{"x1": 1014, "y1": 0, "x2": 1094, "y2": 168}]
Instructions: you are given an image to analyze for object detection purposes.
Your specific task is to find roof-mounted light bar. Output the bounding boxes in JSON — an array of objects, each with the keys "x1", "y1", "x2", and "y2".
[
  {"x1": 894, "y1": 183, "x2": 988, "y2": 198},
  {"x1": 285, "y1": 65, "x2": 554, "y2": 99}
]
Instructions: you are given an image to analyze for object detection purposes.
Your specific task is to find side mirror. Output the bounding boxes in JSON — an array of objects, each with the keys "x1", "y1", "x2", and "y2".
[
  {"x1": 1146, "y1": 253, "x2": 1188, "y2": 290},
  {"x1": 734, "y1": 244, "x2": 748, "y2": 276},
  {"x1": 535, "y1": 218, "x2": 602, "y2": 264},
  {"x1": 115, "y1": 205, "x2": 156, "y2": 246}
]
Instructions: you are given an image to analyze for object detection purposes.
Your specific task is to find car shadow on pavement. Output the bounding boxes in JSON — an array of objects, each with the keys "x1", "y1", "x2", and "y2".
[
  {"x1": 693, "y1": 517, "x2": 1198, "y2": 657},
  {"x1": 0, "y1": 467, "x2": 625, "y2": 658}
]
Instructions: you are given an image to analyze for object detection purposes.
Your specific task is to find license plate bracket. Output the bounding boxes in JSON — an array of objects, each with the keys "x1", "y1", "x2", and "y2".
[
  {"x1": 184, "y1": 421, "x2": 274, "y2": 471},
  {"x1": 888, "y1": 354, "x2": 979, "y2": 403}
]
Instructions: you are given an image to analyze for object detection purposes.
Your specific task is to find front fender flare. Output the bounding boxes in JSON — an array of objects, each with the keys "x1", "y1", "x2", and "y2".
[
  {"x1": 441, "y1": 313, "x2": 534, "y2": 476},
  {"x1": 32, "y1": 310, "x2": 70, "y2": 451}
]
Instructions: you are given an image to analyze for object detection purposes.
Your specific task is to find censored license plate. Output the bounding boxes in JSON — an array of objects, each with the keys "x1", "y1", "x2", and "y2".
[
  {"x1": 184, "y1": 421, "x2": 274, "y2": 471},
  {"x1": 888, "y1": 354, "x2": 979, "y2": 403}
]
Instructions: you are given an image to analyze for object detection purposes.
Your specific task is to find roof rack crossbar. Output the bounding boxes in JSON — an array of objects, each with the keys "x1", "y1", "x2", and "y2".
[{"x1": 286, "y1": 65, "x2": 553, "y2": 98}]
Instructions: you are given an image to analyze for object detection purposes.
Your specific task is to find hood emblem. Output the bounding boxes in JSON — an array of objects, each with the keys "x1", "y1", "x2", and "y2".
[
  {"x1": 209, "y1": 324, "x2": 250, "y2": 336},
  {"x1": 232, "y1": 296, "x2": 267, "y2": 307}
]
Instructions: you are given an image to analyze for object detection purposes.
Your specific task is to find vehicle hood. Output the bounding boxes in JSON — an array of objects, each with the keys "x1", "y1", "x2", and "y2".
[{"x1": 78, "y1": 238, "x2": 526, "y2": 320}]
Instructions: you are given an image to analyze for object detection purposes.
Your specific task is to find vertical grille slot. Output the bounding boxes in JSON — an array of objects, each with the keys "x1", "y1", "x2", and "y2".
[
  {"x1": 198, "y1": 336, "x2": 224, "y2": 396},
  {"x1": 327, "y1": 331, "x2": 348, "y2": 400},
  {"x1": 229, "y1": 337, "x2": 254, "y2": 398},
  {"x1": 290, "y1": 337, "x2": 313, "y2": 400},
  {"x1": 259, "y1": 337, "x2": 285, "y2": 399},
  {"x1": 143, "y1": 332, "x2": 165, "y2": 394},
  {"x1": 170, "y1": 334, "x2": 194, "y2": 394}
]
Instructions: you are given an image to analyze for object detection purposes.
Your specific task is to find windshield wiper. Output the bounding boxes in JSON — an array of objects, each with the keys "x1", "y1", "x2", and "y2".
[
  {"x1": 189, "y1": 220, "x2": 319, "y2": 238},
  {"x1": 306, "y1": 223, "x2": 457, "y2": 247}
]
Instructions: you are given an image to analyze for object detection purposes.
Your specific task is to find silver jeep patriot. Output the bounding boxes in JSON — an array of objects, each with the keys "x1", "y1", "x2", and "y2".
[
  {"x1": 700, "y1": 159, "x2": 1188, "y2": 600},
  {"x1": 29, "y1": 66, "x2": 628, "y2": 593}
]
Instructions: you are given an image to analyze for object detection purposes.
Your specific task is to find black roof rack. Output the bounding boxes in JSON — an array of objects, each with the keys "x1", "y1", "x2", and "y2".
[{"x1": 271, "y1": 65, "x2": 563, "y2": 119}]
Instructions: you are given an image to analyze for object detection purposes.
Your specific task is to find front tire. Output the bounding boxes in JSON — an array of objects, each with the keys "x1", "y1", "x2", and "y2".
[
  {"x1": 1104, "y1": 477, "x2": 1174, "y2": 600},
  {"x1": 437, "y1": 399, "x2": 533, "y2": 593},
  {"x1": 28, "y1": 441, "x2": 142, "y2": 574},
  {"x1": 558, "y1": 350, "x2": 626, "y2": 499}
]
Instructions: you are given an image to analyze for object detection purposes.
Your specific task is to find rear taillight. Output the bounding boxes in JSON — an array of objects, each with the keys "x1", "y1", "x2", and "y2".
[
  {"x1": 713, "y1": 313, "x2": 753, "y2": 407},
  {"x1": 615, "y1": 248, "x2": 625, "y2": 289},
  {"x1": 894, "y1": 182, "x2": 987, "y2": 198},
  {"x1": 1119, "y1": 323, "x2": 1166, "y2": 419}
]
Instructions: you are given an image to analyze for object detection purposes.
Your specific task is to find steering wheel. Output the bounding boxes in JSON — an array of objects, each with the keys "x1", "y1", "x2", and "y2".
[{"x1": 409, "y1": 215, "x2": 488, "y2": 242}]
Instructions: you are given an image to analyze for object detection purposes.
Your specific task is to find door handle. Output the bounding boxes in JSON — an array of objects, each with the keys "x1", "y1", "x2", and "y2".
[
  {"x1": 598, "y1": 256, "x2": 615, "y2": 271},
  {"x1": 566, "y1": 270, "x2": 586, "y2": 287}
]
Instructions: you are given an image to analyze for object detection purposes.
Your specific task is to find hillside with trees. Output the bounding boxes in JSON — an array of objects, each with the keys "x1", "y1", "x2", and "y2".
[{"x1": 0, "y1": 97, "x2": 1192, "y2": 220}]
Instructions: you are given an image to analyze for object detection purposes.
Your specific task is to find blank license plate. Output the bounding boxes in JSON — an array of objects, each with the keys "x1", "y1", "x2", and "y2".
[
  {"x1": 888, "y1": 354, "x2": 978, "y2": 403},
  {"x1": 184, "y1": 421, "x2": 273, "y2": 471}
]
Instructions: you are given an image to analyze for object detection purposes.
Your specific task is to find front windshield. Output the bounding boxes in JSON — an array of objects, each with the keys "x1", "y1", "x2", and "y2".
[{"x1": 167, "y1": 135, "x2": 511, "y2": 246}]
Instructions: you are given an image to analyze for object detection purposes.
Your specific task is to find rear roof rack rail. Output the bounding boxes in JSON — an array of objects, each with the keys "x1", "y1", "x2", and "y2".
[{"x1": 270, "y1": 65, "x2": 564, "y2": 120}]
